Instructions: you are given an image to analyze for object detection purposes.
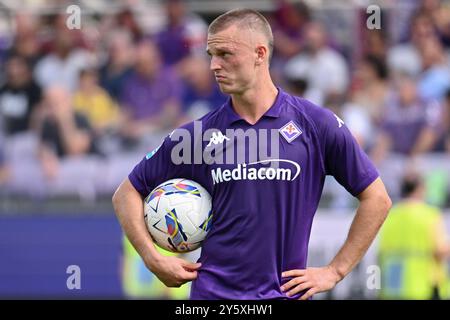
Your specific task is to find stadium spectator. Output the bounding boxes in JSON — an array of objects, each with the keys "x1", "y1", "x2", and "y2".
[
  {"x1": 371, "y1": 75, "x2": 443, "y2": 163},
  {"x1": 115, "y1": 8, "x2": 144, "y2": 43},
  {"x1": 155, "y1": 0, "x2": 207, "y2": 67},
  {"x1": 73, "y1": 68, "x2": 121, "y2": 135},
  {"x1": 350, "y1": 55, "x2": 389, "y2": 125},
  {"x1": 360, "y1": 29, "x2": 387, "y2": 62},
  {"x1": 7, "y1": 12, "x2": 42, "y2": 68},
  {"x1": 38, "y1": 86, "x2": 96, "y2": 180},
  {"x1": 0, "y1": 55, "x2": 42, "y2": 136},
  {"x1": 119, "y1": 40, "x2": 182, "y2": 147},
  {"x1": 284, "y1": 21, "x2": 349, "y2": 105},
  {"x1": 417, "y1": 37, "x2": 450, "y2": 102},
  {"x1": 416, "y1": 0, "x2": 450, "y2": 47},
  {"x1": 178, "y1": 56, "x2": 226, "y2": 122},
  {"x1": 34, "y1": 28, "x2": 93, "y2": 91},
  {"x1": 379, "y1": 172, "x2": 450, "y2": 299},
  {"x1": 270, "y1": 0, "x2": 310, "y2": 61},
  {"x1": 99, "y1": 30, "x2": 135, "y2": 100},
  {"x1": 387, "y1": 12, "x2": 436, "y2": 77}
]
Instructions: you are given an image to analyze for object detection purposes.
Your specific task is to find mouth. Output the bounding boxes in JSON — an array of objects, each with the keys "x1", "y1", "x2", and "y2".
[{"x1": 215, "y1": 75, "x2": 227, "y2": 82}]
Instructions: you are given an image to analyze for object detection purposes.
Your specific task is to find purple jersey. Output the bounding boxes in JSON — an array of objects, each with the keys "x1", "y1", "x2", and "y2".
[{"x1": 128, "y1": 88, "x2": 378, "y2": 299}]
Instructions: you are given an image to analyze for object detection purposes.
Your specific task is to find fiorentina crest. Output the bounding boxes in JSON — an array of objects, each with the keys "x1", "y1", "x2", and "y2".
[{"x1": 279, "y1": 121, "x2": 302, "y2": 143}]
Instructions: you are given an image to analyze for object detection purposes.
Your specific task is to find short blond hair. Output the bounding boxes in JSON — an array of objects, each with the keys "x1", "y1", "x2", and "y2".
[{"x1": 208, "y1": 9, "x2": 274, "y2": 61}]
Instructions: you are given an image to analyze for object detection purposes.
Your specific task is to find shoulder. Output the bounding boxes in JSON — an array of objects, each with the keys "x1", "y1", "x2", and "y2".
[
  {"x1": 180, "y1": 102, "x2": 228, "y2": 130},
  {"x1": 282, "y1": 93, "x2": 339, "y2": 133},
  {"x1": 164, "y1": 103, "x2": 227, "y2": 143}
]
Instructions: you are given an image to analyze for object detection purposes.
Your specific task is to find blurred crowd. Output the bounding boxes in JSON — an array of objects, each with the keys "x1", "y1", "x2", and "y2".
[{"x1": 0, "y1": 0, "x2": 449, "y2": 206}]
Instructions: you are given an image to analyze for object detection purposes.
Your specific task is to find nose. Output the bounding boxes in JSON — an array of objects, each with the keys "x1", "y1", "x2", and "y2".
[{"x1": 210, "y1": 56, "x2": 221, "y2": 72}]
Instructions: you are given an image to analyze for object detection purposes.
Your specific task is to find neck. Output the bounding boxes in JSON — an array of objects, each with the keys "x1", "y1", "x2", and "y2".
[
  {"x1": 404, "y1": 192, "x2": 423, "y2": 203},
  {"x1": 230, "y1": 78, "x2": 278, "y2": 125}
]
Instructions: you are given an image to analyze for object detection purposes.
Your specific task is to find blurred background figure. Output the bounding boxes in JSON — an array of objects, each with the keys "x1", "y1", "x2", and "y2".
[
  {"x1": 387, "y1": 12, "x2": 435, "y2": 77},
  {"x1": 349, "y1": 54, "x2": 389, "y2": 127},
  {"x1": 178, "y1": 55, "x2": 226, "y2": 122},
  {"x1": 115, "y1": 8, "x2": 144, "y2": 43},
  {"x1": 73, "y1": 68, "x2": 121, "y2": 136},
  {"x1": 119, "y1": 39, "x2": 182, "y2": 149},
  {"x1": 378, "y1": 172, "x2": 450, "y2": 299},
  {"x1": 99, "y1": 30, "x2": 135, "y2": 101},
  {"x1": 269, "y1": 0, "x2": 311, "y2": 83},
  {"x1": 34, "y1": 26, "x2": 93, "y2": 91},
  {"x1": 284, "y1": 21, "x2": 349, "y2": 105},
  {"x1": 371, "y1": 75, "x2": 443, "y2": 164},
  {"x1": 155, "y1": 0, "x2": 207, "y2": 69},
  {"x1": 38, "y1": 86, "x2": 96, "y2": 180},
  {"x1": 0, "y1": 55, "x2": 42, "y2": 136},
  {"x1": 6, "y1": 12, "x2": 42, "y2": 68},
  {"x1": 417, "y1": 37, "x2": 450, "y2": 102}
]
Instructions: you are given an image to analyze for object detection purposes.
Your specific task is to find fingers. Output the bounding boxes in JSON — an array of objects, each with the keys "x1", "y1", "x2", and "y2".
[
  {"x1": 299, "y1": 288, "x2": 317, "y2": 300},
  {"x1": 159, "y1": 258, "x2": 202, "y2": 287},
  {"x1": 182, "y1": 261, "x2": 202, "y2": 271},
  {"x1": 287, "y1": 282, "x2": 313, "y2": 297},
  {"x1": 181, "y1": 270, "x2": 198, "y2": 281},
  {"x1": 282, "y1": 269, "x2": 306, "y2": 278},
  {"x1": 281, "y1": 269, "x2": 316, "y2": 299},
  {"x1": 165, "y1": 268, "x2": 198, "y2": 287},
  {"x1": 177, "y1": 260, "x2": 201, "y2": 282},
  {"x1": 280, "y1": 276, "x2": 307, "y2": 292}
]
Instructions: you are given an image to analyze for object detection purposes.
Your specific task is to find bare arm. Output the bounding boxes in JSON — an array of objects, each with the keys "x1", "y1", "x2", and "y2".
[
  {"x1": 370, "y1": 132, "x2": 392, "y2": 165},
  {"x1": 37, "y1": 143, "x2": 60, "y2": 180},
  {"x1": 328, "y1": 177, "x2": 392, "y2": 279},
  {"x1": 55, "y1": 114, "x2": 91, "y2": 156},
  {"x1": 112, "y1": 178, "x2": 201, "y2": 287},
  {"x1": 434, "y1": 215, "x2": 450, "y2": 262},
  {"x1": 281, "y1": 177, "x2": 392, "y2": 299},
  {"x1": 410, "y1": 127, "x2": 439, "y2": 156}
]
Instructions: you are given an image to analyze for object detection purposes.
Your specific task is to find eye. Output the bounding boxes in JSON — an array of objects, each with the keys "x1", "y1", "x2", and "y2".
[{"x1": 218, "y1": 51, "x2": 231, "y2": 58}]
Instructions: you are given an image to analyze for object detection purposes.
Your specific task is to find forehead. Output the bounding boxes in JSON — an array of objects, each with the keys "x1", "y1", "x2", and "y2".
[{"x1": 207, "y1": 25, "x2": 252, "y2": 51}]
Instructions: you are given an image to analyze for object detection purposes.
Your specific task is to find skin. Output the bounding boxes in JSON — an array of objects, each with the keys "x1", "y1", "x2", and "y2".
[
  {"x1": 281, "y1": 177, "x2": 391, "y2": 299},
  {"x1": 38, "y1": 86, "x2": 92, "y2": 180},
  {"x1": 113, "y1": 22, "x2": 393, "y2": 298},
  {"x1": 206, "y1": 24, "x2": 278, "y2": 124}
]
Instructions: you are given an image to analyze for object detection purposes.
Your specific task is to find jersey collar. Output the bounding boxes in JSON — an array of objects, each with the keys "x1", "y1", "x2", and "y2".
[{"x1": 223, "y1": 87, "x2": 286, "y2": 125}]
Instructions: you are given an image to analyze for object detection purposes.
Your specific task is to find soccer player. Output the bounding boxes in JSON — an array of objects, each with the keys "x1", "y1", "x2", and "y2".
[{"x1": 112, "y1": 9, "x2": 392, "y2": 300}]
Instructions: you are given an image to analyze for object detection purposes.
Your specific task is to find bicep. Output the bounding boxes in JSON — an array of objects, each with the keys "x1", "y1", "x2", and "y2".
[
  {"x1": 356, "y1": 177, "x2": 391, "y2": 208},
  {"x1": 113, "y1": 177, "x2": 143, "y2": 206}
]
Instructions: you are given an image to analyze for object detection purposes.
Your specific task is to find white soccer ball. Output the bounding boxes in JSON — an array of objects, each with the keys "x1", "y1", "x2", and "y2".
[{"x1": 144, "y1": 178, "x2": 213, "y2": 252}]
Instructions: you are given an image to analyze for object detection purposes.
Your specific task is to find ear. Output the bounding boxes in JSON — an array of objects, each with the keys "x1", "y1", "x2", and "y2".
[{"x1": 255, "y1": 45, "x2": 267, "y2": 65}]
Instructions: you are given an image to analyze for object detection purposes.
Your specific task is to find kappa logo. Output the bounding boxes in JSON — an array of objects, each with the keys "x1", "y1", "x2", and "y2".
[
  {"x1": 207, "y1": 131, "x2": 230, "y2": 147},
  {"x1": 279, "y1": 121, "x2": 302, "y2": 143},
  {"x1": 334, "y1": 114, "x2": 344, "y2": 128}
]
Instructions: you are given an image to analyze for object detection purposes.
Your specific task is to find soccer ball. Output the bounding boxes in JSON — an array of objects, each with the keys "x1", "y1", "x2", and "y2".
[{"x1": 144, "y1": 178, "x2": 213, "y2": 252}]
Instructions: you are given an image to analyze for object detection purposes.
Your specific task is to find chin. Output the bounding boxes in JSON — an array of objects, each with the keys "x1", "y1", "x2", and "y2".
[{"x1": 218, "y1": 83, "x2": 239, "y2": 95}]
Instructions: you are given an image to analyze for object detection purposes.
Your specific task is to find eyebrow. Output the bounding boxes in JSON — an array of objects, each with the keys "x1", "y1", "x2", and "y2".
[{"x1": 206, "y1": 47, "x2": 233, "y2": 56}]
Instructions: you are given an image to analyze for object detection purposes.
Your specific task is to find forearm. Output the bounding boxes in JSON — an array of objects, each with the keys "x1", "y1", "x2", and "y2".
[
  {"x1": 329, "y1": 179, "x2": 391, "y2": 280},
  {"x1": 370, "y1": 133, "x2": 391, "y2": 164},
  {"x1": 411, "y1": 127, "x2": 437, "y2": 155},
  {"x1": 112, "y1": 178, "x2": 162, "y2": 270},
  {"x1": 57, "y1": 116, "x2": 91, "y2": 155}
]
